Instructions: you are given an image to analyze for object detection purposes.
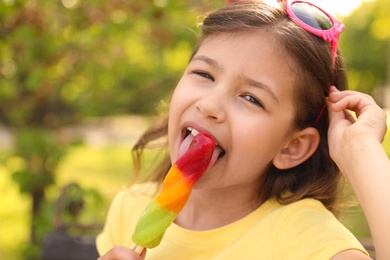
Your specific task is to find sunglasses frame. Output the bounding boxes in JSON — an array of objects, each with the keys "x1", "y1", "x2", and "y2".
[{"x1": 286, "y1": 0, "x2": 345, "y2": 65}]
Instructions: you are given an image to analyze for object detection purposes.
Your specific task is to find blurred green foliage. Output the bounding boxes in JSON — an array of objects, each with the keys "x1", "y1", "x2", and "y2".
[
  {"x1": 0, "y1": 0, "x2": 219, "y2": 119},
  {"x1": 0, "y1": 0, "x2": 389, "y2": 259},
  {"x1": 340, "y1": 0, "x2": 390, "y2": 94}
]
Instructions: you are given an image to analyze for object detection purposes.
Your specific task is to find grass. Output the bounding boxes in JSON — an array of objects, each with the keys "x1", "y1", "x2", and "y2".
[{"x1": 0, "y1": 112, "x2": 389, "y2": 259}]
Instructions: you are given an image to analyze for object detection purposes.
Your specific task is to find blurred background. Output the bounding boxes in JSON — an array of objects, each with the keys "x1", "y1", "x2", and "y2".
[{"x1": 0, "y1": 0, "x2": 389, "y2": 259}]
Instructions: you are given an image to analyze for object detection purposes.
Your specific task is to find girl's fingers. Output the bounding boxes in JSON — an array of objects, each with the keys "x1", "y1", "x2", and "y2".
[
  {"x1": 327, "y1": 86, "x2": 387, "y2": 143},
  {"x1": 98, "y1": 246, "x2": 146, "y2": 260},
  {"x1": 329, "y1": 91, "x2": 373, "y2": 115},
  {"x1": 328, "y1": 86, "x2": 373, "y2": 103},
  {"x1": 326, "y1": 96, "x2": 354, "y2": 126},
  {"x1": 343, "y1": 109, "x2": 356, "y2": 124},
  {"x1": 328, "y1": 87, "x2": 381, "y2": 123}
]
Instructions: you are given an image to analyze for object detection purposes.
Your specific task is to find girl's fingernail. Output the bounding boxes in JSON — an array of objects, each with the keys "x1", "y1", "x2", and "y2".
[{"x1": 330, "y1": 86, "x2": 339, "y2": 92}]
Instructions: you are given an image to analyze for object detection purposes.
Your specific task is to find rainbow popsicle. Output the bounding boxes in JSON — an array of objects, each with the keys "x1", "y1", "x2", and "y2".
[{"x1": 132, "y1": 132, "x2": 215, "y2": 249}]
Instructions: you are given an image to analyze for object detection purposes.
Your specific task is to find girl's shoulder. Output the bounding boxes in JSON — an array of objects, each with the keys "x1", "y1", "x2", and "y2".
[
  {"x1": 112, "y1": 182, "x2": 161, "y2": 209},
  {"x1": 267, "y1": 197, "x2": 330, "y2": 216},
  {"x1": 265, "y1": 198, "x2": 367, "y2": 258},
  {"x1": 281, "y1": 197, "x2": 329, "y2": 213},
  {"x1": 122, "y1": 182, "x2": 161, "y2": 197},
  {"x1": 268, "y1": 198, "x2": 339, "y2": 226}
]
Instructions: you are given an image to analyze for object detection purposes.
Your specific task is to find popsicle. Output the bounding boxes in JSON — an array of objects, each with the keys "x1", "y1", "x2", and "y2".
[{"x1": 132, "y1": 132, "x2": 216, "y2": 249}]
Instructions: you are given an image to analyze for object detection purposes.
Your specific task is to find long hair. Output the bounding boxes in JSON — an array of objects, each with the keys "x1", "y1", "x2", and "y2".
[{"x1": 132, "y1": 0, "x2": 347, "y2": 214}]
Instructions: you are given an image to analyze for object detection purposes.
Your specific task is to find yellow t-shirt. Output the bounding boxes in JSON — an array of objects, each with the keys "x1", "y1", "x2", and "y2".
[{"x1": 96, "y1": 183, "x2": 368, "y2": 259}]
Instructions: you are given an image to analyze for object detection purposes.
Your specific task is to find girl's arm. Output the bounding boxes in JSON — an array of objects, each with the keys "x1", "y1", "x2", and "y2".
[{"x1": 327, "y1": 86, "x2": 390, "y2": 259}]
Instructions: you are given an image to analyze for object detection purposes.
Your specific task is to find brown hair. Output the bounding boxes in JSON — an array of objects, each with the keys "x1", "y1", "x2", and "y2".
[{"x1": 132, "y1": 0, "x2": 347, "y2": 214}]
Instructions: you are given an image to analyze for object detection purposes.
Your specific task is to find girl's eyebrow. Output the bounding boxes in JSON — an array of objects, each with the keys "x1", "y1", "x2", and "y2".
[
  {"x1": 242, "y1": 76, "x2": 279, "y2": 104},
  {"x1": 192, "y1": 54, "x2": 279, "y2": 104},
  {"x1": 191, "y1": 55, "x2": 223, "y2": 72}
]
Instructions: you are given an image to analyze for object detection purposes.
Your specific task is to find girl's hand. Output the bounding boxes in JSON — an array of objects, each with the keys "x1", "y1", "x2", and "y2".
[
  {"x1": 97, "y1": 246, "x2": 146, "y2": 260},
  {"x1": 327, "y1": 88, "x2": 390, "y2": 260},
  {"x1": 326, "y1": 86, "x2": 387, "y2": 171}
]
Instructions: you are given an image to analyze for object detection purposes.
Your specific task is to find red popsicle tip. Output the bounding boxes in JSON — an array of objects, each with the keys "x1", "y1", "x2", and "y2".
[{"x1": 175, "y1": 133, "x2": 215, "y2": 184}]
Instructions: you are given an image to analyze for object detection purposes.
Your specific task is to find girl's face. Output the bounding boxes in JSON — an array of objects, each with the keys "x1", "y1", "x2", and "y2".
[{"x1": 168, "y1": 31, "x2": 299, "y2": 190}]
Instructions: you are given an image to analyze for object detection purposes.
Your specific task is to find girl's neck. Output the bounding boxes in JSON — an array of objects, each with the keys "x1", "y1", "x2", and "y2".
[{"x1": 174, "y1": 184, "x2": 264, "y2": 231}]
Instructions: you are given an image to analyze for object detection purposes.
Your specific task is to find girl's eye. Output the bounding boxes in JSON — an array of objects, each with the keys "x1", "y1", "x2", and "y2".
[
  {"x1": 194, "y1": 71, "x2": 214, "y2": 81},
  {"x1": 243, "y1": 94, "x2": 265, "y2": 108}
]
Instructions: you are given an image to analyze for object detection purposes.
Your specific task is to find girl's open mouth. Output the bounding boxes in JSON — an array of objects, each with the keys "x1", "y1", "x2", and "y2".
[{"x1": 179, "y1": 127, "x2": 226, "y2": 164}]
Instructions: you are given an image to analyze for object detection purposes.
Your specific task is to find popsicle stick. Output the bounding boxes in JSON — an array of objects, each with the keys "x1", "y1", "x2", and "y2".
[{"x1": 132, "y1": 244, "x2": 145, "y2": 255}]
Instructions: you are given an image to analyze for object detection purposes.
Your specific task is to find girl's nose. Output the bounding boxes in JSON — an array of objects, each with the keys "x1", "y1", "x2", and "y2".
[{"x1": 195, "y1": 93, "x2": 226, "y2": 123}]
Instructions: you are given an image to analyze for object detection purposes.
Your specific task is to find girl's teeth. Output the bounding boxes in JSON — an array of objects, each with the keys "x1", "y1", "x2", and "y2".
[
  {"x1": 186, "y1": 127, "x2": 199, "y2": 137},
  {"x1": 191, "y1": 129, "x2": 199, "y2": 136}
]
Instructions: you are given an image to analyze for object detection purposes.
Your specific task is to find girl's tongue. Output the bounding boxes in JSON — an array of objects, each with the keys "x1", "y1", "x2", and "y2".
[{"x1": 178, "y1": 132, "x2": 222, "y2": 171}]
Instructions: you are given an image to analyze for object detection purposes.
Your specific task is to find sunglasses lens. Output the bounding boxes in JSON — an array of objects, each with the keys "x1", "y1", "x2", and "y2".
[{"x1": 291, "y1": 3, "x2": 333, "y2": 30}]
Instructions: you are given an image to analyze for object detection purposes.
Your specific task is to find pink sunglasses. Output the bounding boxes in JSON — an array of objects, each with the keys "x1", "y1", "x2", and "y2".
[
  {"x1": 285, "y1": 0, "x2": 345, "y2": 123},
  {"x1": 286, "y1": 0, "x2": 345, "y2": 65},
  {"x1": 227, "y1": 0, "x2": 345, "y2": 66}
]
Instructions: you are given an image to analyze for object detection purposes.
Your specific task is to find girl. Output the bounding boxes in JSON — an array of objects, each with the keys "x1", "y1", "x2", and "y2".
[{"x1": 97, "y1": 0, "x2": 390, "y2": 259}]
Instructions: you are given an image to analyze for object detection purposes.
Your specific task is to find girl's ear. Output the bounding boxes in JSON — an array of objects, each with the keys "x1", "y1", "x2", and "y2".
[{"x1": 272, "y1": 127, "x2": 320, "y2": 170}]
